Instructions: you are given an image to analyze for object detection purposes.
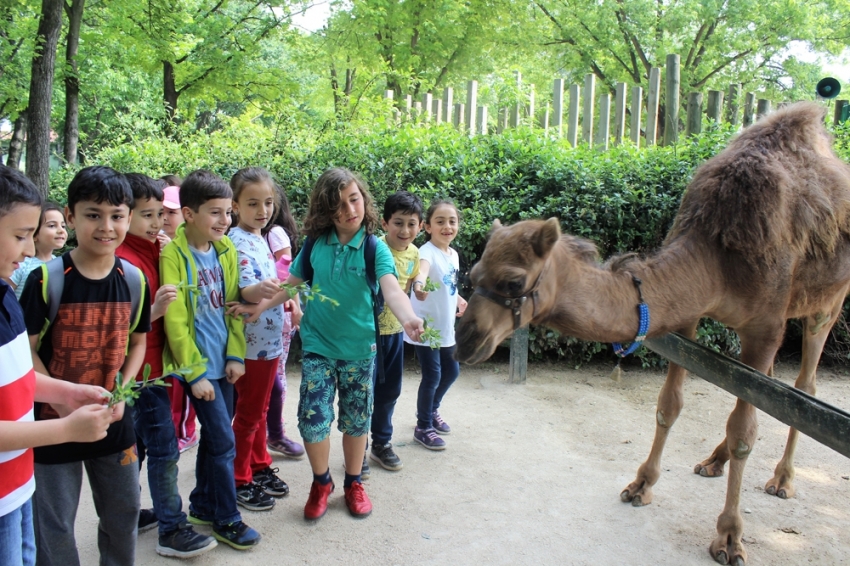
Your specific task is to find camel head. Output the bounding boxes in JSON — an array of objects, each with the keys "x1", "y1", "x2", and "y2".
[{"x1": 455, "y1": 217, "x2": 561, "y2": 364}]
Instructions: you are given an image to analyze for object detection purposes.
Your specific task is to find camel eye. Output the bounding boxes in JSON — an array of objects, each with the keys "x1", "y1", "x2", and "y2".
[{"x1": 502, "y1": 280, "x2": 524, "y2": 295}]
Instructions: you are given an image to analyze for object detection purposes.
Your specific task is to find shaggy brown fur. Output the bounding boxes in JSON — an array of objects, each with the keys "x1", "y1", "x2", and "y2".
[{"x1": 455, "y1": 102, "x2": 850, "y2": 565}]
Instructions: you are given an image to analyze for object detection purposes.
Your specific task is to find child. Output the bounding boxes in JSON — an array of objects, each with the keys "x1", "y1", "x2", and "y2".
[
  {"x1": 160, "y1": 178, "x2": 198, "y2": 452},
  {"x1": 366, "y1": 191, "x2": 423, "y2": 475},
  {"x1": 227, "y1": 167, "x2": 293, "y2": 512},
  {"x1": 272, "y1": 167, "x2": 425, "y2": 520},
  {"x1": 160, "y1": 169, "x2": 261, "y2": 549},
  {"x1": 262, "y1": 184, "x2": 305, "y2": 460},
  {"x1": 9, "y1": 202, "x2": 66, "y2": 299},
  {"x1": 116, "y1": 173, "x2": 217, "y2": 558},
  {"x1": 0, "y1": 165, "x2": 112, "y2": 566},
  {"x1": 21, "y1": 166, "x2": 152, "y2": 565},
  {"x1": 406, "y1": 199, "x2": 468, "y2": 450}
]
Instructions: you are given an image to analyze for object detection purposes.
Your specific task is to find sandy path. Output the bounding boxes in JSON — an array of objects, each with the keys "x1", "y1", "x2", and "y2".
[{"x1": 73, "y1": 360, "x2": 850, "y2": 565}]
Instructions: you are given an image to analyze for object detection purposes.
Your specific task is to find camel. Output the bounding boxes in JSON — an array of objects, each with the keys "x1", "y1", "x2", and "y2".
[{"x1": 454, "y1": 101, "x2": 850, "y2": 565}]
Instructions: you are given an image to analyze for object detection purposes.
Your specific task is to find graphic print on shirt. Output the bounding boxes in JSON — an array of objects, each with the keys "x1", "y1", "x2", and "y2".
[
  {"x1": 442, "y1": 266, "x2": 458, "y2": 296},
  {"x1": 196, "y1": 263, "x2": 225, "y2": 313}
]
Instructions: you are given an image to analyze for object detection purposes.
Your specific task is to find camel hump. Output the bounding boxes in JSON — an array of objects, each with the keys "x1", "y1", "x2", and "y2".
[{"x1": 668, "y1": 101, "x2": 850, "y2": 261}]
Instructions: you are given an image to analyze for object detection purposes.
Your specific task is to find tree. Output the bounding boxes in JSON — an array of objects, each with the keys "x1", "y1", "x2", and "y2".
[
  {"x1": 63, "y1": 0, "x2": 85, "y2": 165},
  {"x1": 26, "y1": 0, "x2": 63, "y2": 195}
]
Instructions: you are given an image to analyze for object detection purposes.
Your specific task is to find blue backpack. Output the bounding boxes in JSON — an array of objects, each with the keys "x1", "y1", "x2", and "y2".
[{"x1": 298, "y1": 234, "x2": 386, "y2": 382}]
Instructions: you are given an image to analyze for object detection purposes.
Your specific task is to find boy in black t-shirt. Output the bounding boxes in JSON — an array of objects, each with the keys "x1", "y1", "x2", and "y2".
[{"x1": 21, "y1": 166, "x2": 152, "y2": 566}]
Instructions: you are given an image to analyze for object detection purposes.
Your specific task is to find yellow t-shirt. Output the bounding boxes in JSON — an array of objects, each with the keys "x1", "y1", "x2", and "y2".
[{"x1": 378, "y1": 235, "x2": 420, "y2": 335}]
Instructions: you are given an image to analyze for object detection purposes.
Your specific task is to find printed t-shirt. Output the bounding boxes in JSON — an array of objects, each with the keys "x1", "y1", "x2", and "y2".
[
  {"x1": 10, "y1": 256, "x2": 51, "y2": 300},
  {"x1": 290, "y1": 226, "x2": 397, "y2": 360},
  {"x1": 21, "y1": 252, "x2": 151, "y2": 465},
  {"x1": 404, "y1": 241, "x2": 459, "y2": 348},
  {"x1": 0, "y1": 279, "x2": 37, "y2": 517},
  {"x1": 377, "y1": 236, "x2": 419, "y2": 336},
  {"x1": 229, "y1": 226, "x2": 283, "y2": 360},
  {"x1": 189, "y1": 245, "x2": 228, "y2": 380}
]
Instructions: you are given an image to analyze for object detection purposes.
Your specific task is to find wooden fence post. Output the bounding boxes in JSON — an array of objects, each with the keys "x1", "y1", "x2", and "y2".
[
  {"x1": 527, "y1": 84, "x2": 535, "y2": 127},
  {"x1": 497, "y1": 108, "x2": 507, "y2": 134},
  {"x1": 686, "y1": 92, "x2": 703, "y2": 136},
  {"x1": 707, "y1": 90, "x2": 723, "y2": 123},
  {"x1": 477, "y1": 105, "x2": 488, "y2": 135},
  {"x1": 466, "y1": 81, "x2": 478, "y2": 136},
  {"x1": 413, "y1": 101, "x2": 422, "y2": 121},
  {"x1": 582, "y1": 74, "x2": 595, "y2": 144},
  {"x1": 442, "y1": 87, "x2": 453, "y2": 123},
  {"x1": 509, "y1": 328, "x2": 529, "y2": 384},
  {"x1": 454, "y1": 103, "x2": 465, "y2": 129},
  {"x1": 727, "y1": 84, "x2": 741, "y2": 126},
  {"x1": 664, "y1": 54, "x2": 680, "y2": 145},
  {"x1": 511, "y1": 71, "x2": 522, "y2": 128},
  {"x1": 646, "y1": 67, "x2": 661, "y2": 145},
  {"x1": 405, "y1": 95, "x2": 412, "y2": 121},
  {"x1": 542, "y1": 102, "x2": 550, "y2": 132},
  {"x1": 835, "y1": 100, "x2": 848, "y2": 125},
  {"x1": 614, "y1": 82, "x2": 627, "y2": 145},
  {"x1": 433, "y1": 98, "x2": 442, "y2": 124},
  {"x1": 630, "y1": 86, "x2": 643, "y2": 147},
  {"x1": 567, "y1": 84, "x2": 580, "y2": 146},
  {"x1": 743, "y1": 93, "x2": 755, "y2": 127},
  {"x1": 553, "y1": 79, "x2": 565, "y2": 138},
  {"x1": 595, "y1": 93, "x2": 610, "y2": 150},
  {"x1": 422, "y1": 92, "x2": 432, "y2": 122},
  {"x1": 756, "y1": 99, "x2": 771, "y2": 121}
]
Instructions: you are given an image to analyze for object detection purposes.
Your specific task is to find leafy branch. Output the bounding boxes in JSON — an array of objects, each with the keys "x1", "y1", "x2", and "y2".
[
  {"x1": 422, "y1": 277, "x2": 440, "y2": 292},
  {"x1": 280, "y1": 282, "x2": 339, "y2": 308},
  {"x1": 422, "y1": 316, "x2": 442, "y2": 349},
  {"x1": 108, "y1": 359, "x2": 207, "y2": 407},
  {"x1": 176, "y1": 280, "x2": 200, "y2": 297}
]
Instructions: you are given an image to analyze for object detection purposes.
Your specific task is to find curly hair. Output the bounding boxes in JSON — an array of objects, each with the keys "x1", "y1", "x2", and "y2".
[{"x1": 301, "y1": 167, "x2": 380, "y2": 239}]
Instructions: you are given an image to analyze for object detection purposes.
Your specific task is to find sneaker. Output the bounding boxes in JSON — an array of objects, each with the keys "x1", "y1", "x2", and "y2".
[
  {"x1": 370, "y1": 442, "x2": 403, "y2": 471},
  {"x1": 156, "y1": 524, "x2": 217, "y2": 558},
  {"x1": 431, "y1": 411, "x2": 451, "y2": 435},
  {"x1": 360, "y1": 453, "x2": 371, "y2": 480},
  {"x1": 304, "y1": 480, "x2": 335, "y2": 520},
  {"x1": 236, "y1": 482, "x2": 275, "y2": 511},
  {"x1": 212, "y1": 521, "x2": 261, "y2": 550},
  {"x1": 253, "y1": 467, "x2": 289, "y2": 497},
  {"x1": 344, "y1": 481, "x2": 372, "y2": 518},
  {"x1": 138, "y1": 508, "x2": 158, "y2": 533},
  {"x1": 186, "y1": 510, "x2": 212, "y2": 526},
  {"x1": 414, "y1": 427, "x2": 446, "y2": 451},
  {"x1": 178, "y1": 431, "x2": 200, "y2": 453},
  {"x1": 267, "y1": 435, "x2": 305, "y2": 459}
]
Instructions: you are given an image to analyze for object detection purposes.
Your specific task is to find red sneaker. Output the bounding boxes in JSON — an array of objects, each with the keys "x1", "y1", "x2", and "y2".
[
  {"x1": 304, "y1": 480, "x2": 334, "y2": 520},
  {"x1": 344, "y1": 481, "x2": 372, "y2": 518}
]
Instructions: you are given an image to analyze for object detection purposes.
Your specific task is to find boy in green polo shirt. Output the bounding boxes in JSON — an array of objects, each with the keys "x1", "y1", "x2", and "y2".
[{"x1": 285, "y1": 169, "x2": 425, "y2": 520}]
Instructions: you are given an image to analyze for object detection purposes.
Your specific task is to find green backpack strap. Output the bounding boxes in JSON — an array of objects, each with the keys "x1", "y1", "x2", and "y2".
[{"x1": 118, "y1": 258, "x2": 145, "y2": 334}]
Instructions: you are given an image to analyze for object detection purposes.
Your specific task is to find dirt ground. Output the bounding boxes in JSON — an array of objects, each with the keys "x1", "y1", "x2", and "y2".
[{"x1": 74, "y1": 358, "x2": 850, "y2": 565}]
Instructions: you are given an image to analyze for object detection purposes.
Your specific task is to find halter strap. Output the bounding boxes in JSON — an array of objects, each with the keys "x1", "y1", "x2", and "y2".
[
  {"x1": 473, "y1": 259, "x2": 549, "y2": 330},
  {"x1": 611, "y1": 274, "x2": 650, "y2": 357}
]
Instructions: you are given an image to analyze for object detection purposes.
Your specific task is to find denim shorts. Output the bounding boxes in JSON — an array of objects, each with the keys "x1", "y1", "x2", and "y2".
[{"x1": 297, "y1": 353, "x2": 375, "y2": 443}]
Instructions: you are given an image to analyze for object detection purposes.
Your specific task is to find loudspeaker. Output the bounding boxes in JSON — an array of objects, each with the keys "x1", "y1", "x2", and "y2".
[{"x1": 816, "y1": 77, "x2": 841, "y2": 99}]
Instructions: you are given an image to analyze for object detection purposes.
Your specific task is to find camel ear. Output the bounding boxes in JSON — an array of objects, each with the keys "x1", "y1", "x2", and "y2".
[
  {"x1": 492, "y1": 219, "x2": 502, "y2": 229},
  {"x1": 531, "y1": 217, "x2": 561, "y2": 258}
]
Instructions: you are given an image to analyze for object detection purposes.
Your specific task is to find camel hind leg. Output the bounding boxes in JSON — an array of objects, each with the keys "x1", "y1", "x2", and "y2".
[
  {"x1": 764, "y1": 293, "x2": 846, "y2": 499},
  {"x1": 620, "y1": 322, "x2": 697, "y2": 507}
]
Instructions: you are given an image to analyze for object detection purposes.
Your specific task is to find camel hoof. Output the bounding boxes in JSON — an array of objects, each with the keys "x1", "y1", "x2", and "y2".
[
  {"x1": 631, "y1": 495, "x2": 646, "y2": 507},
  {"x1": 620, "y1": 490, "x2": 631, "y2": 503},
  {"x1": 765, "y1": 485, "x2": 776, "y2": 495},
  {"x1": 777, "y1": 489, "x2": 787, "y2": 499},
  {"x1": 714, "y1": 550, "x2": 728, "y2": 565},
  {"x1": 733, "y1": 557, "x2": 745, "y2": 566}
]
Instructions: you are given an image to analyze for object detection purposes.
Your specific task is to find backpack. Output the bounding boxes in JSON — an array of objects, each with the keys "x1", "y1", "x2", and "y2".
[
  {"x1": 298, "y1": 234, "x2": 386, "y2": 382},
  {"x1": 37, "y1": 256, "x2": 146, "y2": 350}
]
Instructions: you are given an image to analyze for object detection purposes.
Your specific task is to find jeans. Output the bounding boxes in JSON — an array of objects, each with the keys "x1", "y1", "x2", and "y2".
[
  {"x1": 371, "y1": 332, "x2": 404, "y2": 445},
  {"x1": 182, "y1": 377, "x2": 241, "y2": 526},
  {"x1": 33, "y1": 450, "x2": 140, "y2": 566},
  {"x1": 414, "y1": 344, "x2": 460, "y2": 430},
  {"x1": 233, "y1": 357, "x2": 278, "y2": 486},
  {"x1": 0, "y1": 498, "x2": 35, "y2": 566},
  {"x1": 133, "y1": 384, "x2": 185, "y2": 534}
]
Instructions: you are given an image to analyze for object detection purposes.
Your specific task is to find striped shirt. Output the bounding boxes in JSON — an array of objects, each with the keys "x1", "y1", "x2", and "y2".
[{"x1": 0, "y1": 279, "x2": 36, "y2": 518}]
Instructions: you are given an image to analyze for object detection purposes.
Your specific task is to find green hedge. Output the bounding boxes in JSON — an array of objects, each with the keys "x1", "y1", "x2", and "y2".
[{"x1": 51, "y1": 119, "x2": 850, "y2": 366}]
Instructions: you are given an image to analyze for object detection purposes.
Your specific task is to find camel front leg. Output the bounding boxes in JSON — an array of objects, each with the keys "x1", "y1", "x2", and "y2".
[
  {"x1": 710, "y1": 399, "x2": 758, "y2": 566},
  {"x1": 764, "y1": 296, "x2": 843, "y2": 499}
]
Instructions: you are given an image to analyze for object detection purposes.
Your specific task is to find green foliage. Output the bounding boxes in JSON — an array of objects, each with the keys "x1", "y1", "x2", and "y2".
[
  {"x1": 109, "y1": 363, "x2": 170, "y2": 407},
  {"x1": 421, "y1": 316, "x2": 443, "y2": 349},
  {"x1": 422, "y1": 277, "x2": 440, "y2": 292}
]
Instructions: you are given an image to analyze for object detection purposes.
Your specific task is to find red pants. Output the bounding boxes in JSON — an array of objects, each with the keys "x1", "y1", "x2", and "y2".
[
  {"x1": 167, "y1": 377, "x2": 197, "y2": 441},
  {"x1": 233, "y1": 357, "x2": 279, "y2": 486}
]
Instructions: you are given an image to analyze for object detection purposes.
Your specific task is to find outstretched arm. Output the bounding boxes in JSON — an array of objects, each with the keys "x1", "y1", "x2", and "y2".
[{"x1": 380, "y1": 274, "x2": 424, "y2": 342}]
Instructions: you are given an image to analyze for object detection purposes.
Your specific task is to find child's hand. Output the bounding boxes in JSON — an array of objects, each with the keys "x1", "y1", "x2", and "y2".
[
  {"x1": 152, "y1": 284, "x2": 178, "y2": 320},
  {"x1": 191, "y1": 378, "x2": 215, "y2": 401},
  {"x1": 257, "y1": 277, "x2": 282, "y2": 300},
  {"x1": 413, "y1": 285, "x2": 429, "y2": 302},
  {"x1": 226, "y1": 301, "x2": 261, "y2": 324},
  {"x1": 403, "y1": 316, "x2": 426, "y2": 343},
  {"x1": 225, "y1": 361, "x2": 245, "y2": 384},
  {"x1": 110, "y1": 400, "x2": 126, "y2": 422},
  {"x1": 64, "y1": 403, "x2": 112, "y2": 443},
  {"x1": 157, "y1": 232, "x2": 171, "y2": 251},
  {"x1": 67, "y1": 383, "x2": 111, "y2": 410},
  {"x1": 457, "y1": 295, "x2": 468, "y2": 317},
  {"x1": 287, "y1": 300, "x2": 302, "y2": 329}
]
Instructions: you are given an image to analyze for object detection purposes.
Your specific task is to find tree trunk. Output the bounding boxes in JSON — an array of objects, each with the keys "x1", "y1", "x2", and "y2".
[
  {"x1": 25, "y1": 0, "x2": 63, "y2": 196},
  {"x1": 6, "y1": 111, "x2": 27, "y2": 169},
  {"x1": 62, "y1": 0, "x2": 85, "y2": 165},
  {"x1": 163, "y1": 60, "x2": 179, "y2": 122}
]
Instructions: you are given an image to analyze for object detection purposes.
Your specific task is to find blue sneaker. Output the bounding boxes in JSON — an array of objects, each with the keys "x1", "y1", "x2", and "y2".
[
  {"x1": 186, "y1": 510, "x2": 213, "y2": 526},
  {"x1": 212, "y1": 521, "x2": 261, "y2": 550},
  {"x1": 414, "y1": 427, "x2": 446, "y2": 451},
  {"x1": 431, "y1": 411, "x2": 451, "y2": 435}
]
